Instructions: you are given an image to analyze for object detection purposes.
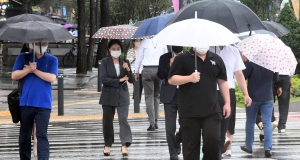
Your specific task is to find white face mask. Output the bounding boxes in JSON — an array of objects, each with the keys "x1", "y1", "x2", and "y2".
[
  {"x1": 28, "y1": 43, "x2": 33, "y2": 50},
  {"x1": 195, "y1": 46, "x2": 209, "y2": 55},
  {"x1": 111, "y1": 50, "x2": 121, "y2": 58},
  {"x1": 34, "y1": 45, "x2": 48, "y2": 55}
]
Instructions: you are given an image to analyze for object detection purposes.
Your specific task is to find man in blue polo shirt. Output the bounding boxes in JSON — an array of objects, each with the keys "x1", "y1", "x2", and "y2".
[{"x1": 12, "y1": 42, "x2": 58, "y2": 160}]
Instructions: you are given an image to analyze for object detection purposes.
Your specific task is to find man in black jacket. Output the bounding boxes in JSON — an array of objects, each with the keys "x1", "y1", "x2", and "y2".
[{"x1": 157, "y1": 46, "x2": 183, "y2": 160}]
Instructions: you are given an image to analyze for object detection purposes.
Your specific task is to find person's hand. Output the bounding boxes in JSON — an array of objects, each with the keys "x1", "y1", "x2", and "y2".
[
  {"x1": 277, "y1": 87, "x2": 282, "y2": 96},
  {"x1": 123, "y1": 62, "x2": 130, "y2": 71},
  {"x1": 24, "y1": 62, "x2": 37, "y2": 73},
  {"x1": 120, "y1": 75, "x2": 129, "y2": 82},
  {"x1": 244, "y1": 95, "x2": 252, "y2": 107},
  {"x1": 134, "y1": 74, "x2": 139, "y2": 81},
  {"x1": 223, "y1": 103, "x2": 231, "y2": 119},
  {"x1": 169, "y1": 57, "x2": 175, "y2": 66},
  {"x1": 190, "y1": 71, "x2": 200, "y2": 83}
]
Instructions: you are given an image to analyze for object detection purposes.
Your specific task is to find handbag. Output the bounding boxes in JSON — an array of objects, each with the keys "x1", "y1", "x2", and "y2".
[{"x1": 7, "y1": 53, "x2": 30, "y2": 123}]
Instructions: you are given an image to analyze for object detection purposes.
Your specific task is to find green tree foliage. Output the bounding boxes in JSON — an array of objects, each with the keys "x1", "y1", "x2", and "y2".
[
  {"x1": 276, "y1": 5, "x2": 300, "y2": 74},
  {"x1": 240, "y1": 0, "x2": 275, "y2": 20},
  {"x1": 110, "y1": 0, "x2": 172, "y2": 25}
]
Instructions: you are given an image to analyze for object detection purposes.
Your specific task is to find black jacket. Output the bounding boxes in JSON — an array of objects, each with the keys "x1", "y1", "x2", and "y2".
[{"x1": 99, "y1": 57, "x2": 134, "y2": 107}]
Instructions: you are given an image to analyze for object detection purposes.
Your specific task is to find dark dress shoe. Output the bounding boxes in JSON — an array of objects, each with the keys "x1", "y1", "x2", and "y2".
[
  {"x1": 103, "y1": 146, "x2": 110, "y2": 156},
  {"x1": 154, "y1": 123, "x2": 158, "y2": 129},
  {"x1": 265, "y1": 150, "x2": 272, "y2": 157},
  {"x1": 170, "y1": 154, "x2": 178, "y2": 160},
  {"x1": 177, "y1": 144, "x2": 181, "y2": 155},
  {"x1": 147, "y1": 125, "x2": 155, "y2": 131},
  {"x1": 240, "y1": 146, "x2": 252, "y2": 153},
  {"x1": 121, "y1": 148, "x2": 128, "y2": 157},
  {"x1": 259, "y1": 134, "x2": 264, "y2": 142}
]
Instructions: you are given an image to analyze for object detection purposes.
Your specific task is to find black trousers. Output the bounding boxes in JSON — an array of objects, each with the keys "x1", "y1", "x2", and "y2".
[
  {"x1": 164, "y1": 90, "x2": 180, "y2": 155},
  {"x1": 132, "y1": 74, "x2": 143, "y2": 103},
  {"x1": 180, "y1": 112, "x2": 222, "y2": 160},
  {"x1": 217, "y1": 89, "x2": 236, "y2": 159},
  {"x1": 278, "y1": 75, "x2": 291, "y2": 130}
]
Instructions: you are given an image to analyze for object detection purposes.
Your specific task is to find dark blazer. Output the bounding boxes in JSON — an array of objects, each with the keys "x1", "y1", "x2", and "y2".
[
  {"x1": 99, "y1": 57, "x2": 134, "y2": 107},
  {"x1": 157, "y1": 52, "x2": 177, "y2": 104}
]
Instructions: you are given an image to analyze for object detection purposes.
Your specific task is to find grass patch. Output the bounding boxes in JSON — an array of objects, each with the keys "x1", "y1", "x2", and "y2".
[{"x1": 236, "y1": 96, "x2": 300, "y2": 108}]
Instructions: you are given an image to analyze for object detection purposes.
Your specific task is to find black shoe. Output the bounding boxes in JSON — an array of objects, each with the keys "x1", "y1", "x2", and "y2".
[
  {"x1": 121, "y1": 148, "x2": 128, "y2": 157},
  {"x1": 147, "y1": 125, "x2": 155, "y2": 131},
  {"x1": 265, "y1": 150, "x2": 272, "y2": 157},
  {"x1": 240, "y1": 146, "x2": 252, "y2": 154},
  {"x1": 103, "y1": 146, "x2": 110, "y2": 156},
  {"x1": 155, "y1": 119, "x2": 158, "y2": 129},
  {"x1": 170, "y1": 154, "x2": 178, "y2": 160},
  {"x1": 259, "y1": 134, "x2": 264, "y2": 142},
  {"x1": 154, "y1": 123, "x2": 158, "y2": 129}
]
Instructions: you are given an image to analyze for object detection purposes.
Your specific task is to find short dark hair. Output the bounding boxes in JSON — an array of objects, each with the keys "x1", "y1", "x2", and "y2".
[{"x1": 107, "y1": 39, "x2": 123, "y2": 52}]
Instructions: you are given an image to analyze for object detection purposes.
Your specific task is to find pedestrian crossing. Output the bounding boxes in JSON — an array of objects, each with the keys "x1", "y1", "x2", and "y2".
[{"x1": 1, "y1": 114, "x2": 300, "y2": 160}]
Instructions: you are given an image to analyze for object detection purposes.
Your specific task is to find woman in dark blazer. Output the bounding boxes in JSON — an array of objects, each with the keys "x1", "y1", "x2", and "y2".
[{"x1": 100, "y1": 39, "x2": 134, "y2": 157}]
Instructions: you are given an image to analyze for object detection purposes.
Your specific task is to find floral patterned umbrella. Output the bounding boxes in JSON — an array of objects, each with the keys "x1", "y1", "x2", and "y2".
[
  {"x1": 236, "y1": 34, "x2": 297, "y2": 73},
  {"x1": 92, "y1": 25, "x2": 138, "y2": 39}
]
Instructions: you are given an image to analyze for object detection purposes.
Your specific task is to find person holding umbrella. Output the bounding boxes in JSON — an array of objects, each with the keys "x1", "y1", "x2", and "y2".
[
  {"x1": 100, "y1": 39, "x2": 134, "y2": 157},
  {"x1": 168, "y1": 46, "x2": 230, "y2": 160},
  {"x1": 12, "y1": 42, "x2": 58, "y2": 160}
]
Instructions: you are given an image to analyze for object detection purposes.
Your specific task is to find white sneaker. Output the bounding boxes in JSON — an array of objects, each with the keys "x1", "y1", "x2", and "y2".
[
  {"x1": 279, "y1": 129, "x2": 286, "y2": 133},
  {"x1": 33, "y1": 141, "x2": 37, "y2": 157},
  {"x1": 272, "y1": 121, "x2": 278, "y2": 131},
  {"x1": 223, "y1": 149, "x2": 231, "y2": 156}
]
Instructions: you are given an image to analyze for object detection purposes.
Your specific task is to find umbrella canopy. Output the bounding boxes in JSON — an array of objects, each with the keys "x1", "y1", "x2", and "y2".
[
  {"x1": 153, "y1": 18, "x2": 240, "y2": 47},
  {"x1": 0, "y1": 21, "x2": 74, "y2": 43},
  {"x1": 0, "y1": 14, "x2": 55, "y2": 28},
  {"x1": 262, "y1": 21, "x2": 290, "y2": 37},
  {"x1": 236, "y1": 34, "x2": 297, "y2": 73},
  {"x1": 132, "y1": 13, "x2": 175, "y2": 38},
  {"x1": 237, "y1": 30, "x2": 277, "y2": 40},
  {"x1": 63, "y1": 23, "x2": 73, "y2": 29},
  {"x1": 166, "y1": 0, "x2": 266, "y2": 33},
  {"x1": 93, "y1": 25, "x2": 138, "y2": 39}
]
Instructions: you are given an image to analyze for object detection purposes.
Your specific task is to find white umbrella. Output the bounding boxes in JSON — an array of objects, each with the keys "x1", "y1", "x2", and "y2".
[
  {"x1": 236, "y1": 34, "x2": 297, "y2": 73},
  {"x1": 153, "y1": 18, "x2": 240, "y2": 47}
]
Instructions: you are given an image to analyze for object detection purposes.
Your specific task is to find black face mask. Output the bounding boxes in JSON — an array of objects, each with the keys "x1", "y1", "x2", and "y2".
[{"x1": 172, "y1": 46, "x2": 183, "y2": 53}]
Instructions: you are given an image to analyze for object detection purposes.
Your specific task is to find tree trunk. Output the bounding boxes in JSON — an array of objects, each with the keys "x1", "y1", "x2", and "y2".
[
  {"x1": 96, "y1": 0, "x2": 110, "y2": 62},
  {"x1": 87, "y1": 0, "x2": 96, "y2": 71},
  {"x1": 76, "y1": 0, "x2": 87, "y2": 74},
  {"x1": 21, "y1": 0, "x2": 28, "y2": 13}
]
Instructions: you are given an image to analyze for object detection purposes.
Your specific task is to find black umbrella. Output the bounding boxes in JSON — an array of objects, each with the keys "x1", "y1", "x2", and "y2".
[
  {"x1": 166, "y1": 0, "x2": 266, "y2": 33},
  {"x1": 0, "y1": 14, "x2": 55, "y2": 28},
  {"x1": 0, "y1": 21, "x2": 74, "y2": 43},
  {"x1": 262, "y1": 21, "x2": 290, "y2": 37}
]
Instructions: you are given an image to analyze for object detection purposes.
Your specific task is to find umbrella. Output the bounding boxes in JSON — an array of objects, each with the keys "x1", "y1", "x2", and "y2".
[
  {"x1": 132, "y1": 13, "x2": 175, "y2": 38},
  {"x1": 236, "y1": 34, "x2": 297, "y2": 73},
  {"x1": 71, "y1": 24, "x2": 78, "y2": 29},
  {"x1": 153, "y1": 18, "x2": 240, "y2": 47},
  {"x1": 64, "y1": 23, "x2": 73, "y2": 29},
  {"x1": 166, "y1": 0, "x2": 266, "y2": 33},
  {"x1": 0, "y1": 21, "x2": 74, "y2": 43},
  {"x1": 92, "y1": 25, "x2": 138, "y2": 39},
  {"x1": 262, "y1": 21, "x2": 290, "y2": 37},
  {"x1": 0, "y1": 14, "x2": 55, "y2": 28},
  {"x1": 237, "y1": 30, "x2": 277, "y2": 40}
]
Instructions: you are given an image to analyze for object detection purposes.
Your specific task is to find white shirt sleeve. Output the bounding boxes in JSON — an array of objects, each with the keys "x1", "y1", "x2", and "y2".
[
  {"x1": 135, "y1": 40, "x2": 145, "y2": 74},
  {"x1": 233, "y1": 48, "x2": 246, "y2": 72}
]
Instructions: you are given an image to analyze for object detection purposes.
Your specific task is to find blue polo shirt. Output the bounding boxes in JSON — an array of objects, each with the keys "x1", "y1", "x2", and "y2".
[{"x1": 12, "y1": 51, "x2": 58, "y2": 110}]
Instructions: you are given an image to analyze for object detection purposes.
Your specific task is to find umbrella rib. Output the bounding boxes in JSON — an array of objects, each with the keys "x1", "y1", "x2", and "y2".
[
  {"x1": 221, "y1": 1, "x2": 239, "y2": 33},
  {"x1": 41, "y1": 22, "x2": 57, "y2": 42}
]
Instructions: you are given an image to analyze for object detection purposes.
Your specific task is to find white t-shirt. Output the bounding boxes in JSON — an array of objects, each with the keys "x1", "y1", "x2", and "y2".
[{"x1": 209, "y1": 45, "x2": 245, "y2": 89}]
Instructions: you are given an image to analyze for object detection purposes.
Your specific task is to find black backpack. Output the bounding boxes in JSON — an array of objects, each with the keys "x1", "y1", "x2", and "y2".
[{"x1": 7, "y1": 53, "x2": 30, "y2": 123}]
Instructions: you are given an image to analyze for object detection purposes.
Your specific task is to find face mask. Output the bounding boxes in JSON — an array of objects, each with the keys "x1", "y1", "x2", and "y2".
[
  {"x1": 195, "y1": 46, "x2": 209, "y2": 55},
  {"x1": 28, "y1": 43, "x2": 33, "y2": 50},
  {"x1": 111, "y1": 50, "x2": 121, "y2": 58},
  {"x1": 34, "y1": 45, "x2": 48, "y2": 55}
]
